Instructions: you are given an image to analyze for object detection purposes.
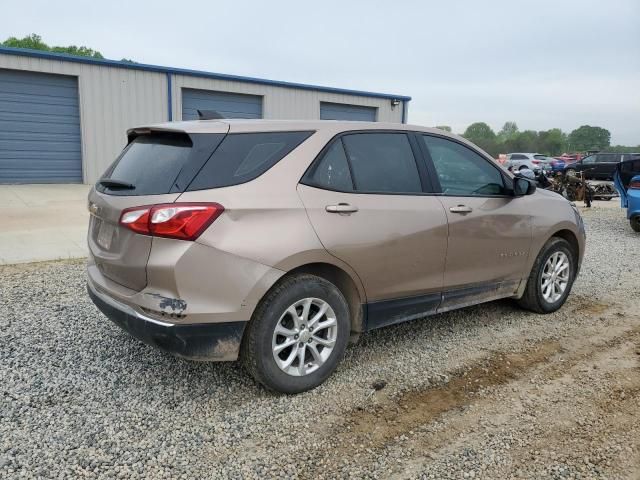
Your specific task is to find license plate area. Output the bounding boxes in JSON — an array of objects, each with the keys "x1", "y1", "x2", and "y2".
[{"x1": 97, "y1": 221, "x2": 115, "y2": 250}]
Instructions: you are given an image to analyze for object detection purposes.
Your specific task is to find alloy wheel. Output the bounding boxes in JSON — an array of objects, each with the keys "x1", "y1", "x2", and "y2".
[
  {"x1": 271, "y1": 298, "x2": 338, "y2": 376},
  {"x1": 541, "y1": 251, "x2": 570, "y2": 303}
]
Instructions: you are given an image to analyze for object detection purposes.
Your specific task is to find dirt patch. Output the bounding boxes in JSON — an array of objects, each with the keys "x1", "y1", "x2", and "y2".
[
  {"x1": 301, "y1": 300, "x2": 640, "y2": 479},
  {"x1": 570, "y1": 294, "x2": 611, "y2": 315},
  {"x1": 345, "y1": 341, "x2": 561, "y2": 448}
]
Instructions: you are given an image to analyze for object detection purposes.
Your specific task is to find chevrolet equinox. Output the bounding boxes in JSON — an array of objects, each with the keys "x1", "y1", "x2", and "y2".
[{"x1": 87, "y1": 120, "x2": 586, "y2": 393}]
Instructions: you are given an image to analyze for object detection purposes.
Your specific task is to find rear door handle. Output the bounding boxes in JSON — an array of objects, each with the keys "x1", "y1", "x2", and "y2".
[
  {"x1": 326, "y1": 203, "x2": 358, "y2": 214},
  {"x1": 449, "y1": 205, "x2": 473, "y2": 214}
]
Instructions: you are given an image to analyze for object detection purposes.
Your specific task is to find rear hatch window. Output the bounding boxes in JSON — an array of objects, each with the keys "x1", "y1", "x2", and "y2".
[
  {"x1": 97, "y1": 132, "x2": 225, "y2": 196},
  {"x1": 97, "y1": 130, "x2": 313, "y2": 195}
]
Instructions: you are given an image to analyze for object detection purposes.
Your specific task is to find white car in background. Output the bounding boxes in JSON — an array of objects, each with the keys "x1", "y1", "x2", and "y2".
[{"x1": 505, "y1": 153, "x2": 550, "y2": 174}]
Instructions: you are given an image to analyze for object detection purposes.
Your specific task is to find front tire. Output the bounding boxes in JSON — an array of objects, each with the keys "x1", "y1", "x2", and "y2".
[
  {"x1": 241, "y1": 274, "x2": 350, "y2": 394},
  {"x1": 631, "y1": 216, "x2": 640, "y2": 233},
  {"x1": 565, "y1": 168, "x2": 577, "y2": 177},
  {"x1": 517, "y1": 237, "x2": 576, "y2": 314}
]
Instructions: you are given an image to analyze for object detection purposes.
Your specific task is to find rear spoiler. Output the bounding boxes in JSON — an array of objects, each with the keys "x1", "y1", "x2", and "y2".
[{"x1": 197, "y1": 110, "x2": 225, "y2": 120}]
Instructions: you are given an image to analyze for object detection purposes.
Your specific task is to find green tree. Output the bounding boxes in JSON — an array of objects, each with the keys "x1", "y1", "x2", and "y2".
[
  {"x1": 2, "y1": 34, "x2": 104, "y2": 59},
  {"x1": 463, "y1": 122, "x2": 498, "y2": 156},
  {"x1": 537, "y1": 128, "x2": 567, "y2": 156},
  {"x1": 497, "y1": 121, "x2": 519, "y2": 142},
  {"x1": 568, "y1": 125, "x2": 611, "y2": 151},
  {"x1": 435, "y1": 125, "x2": 452, "y2": 132}
]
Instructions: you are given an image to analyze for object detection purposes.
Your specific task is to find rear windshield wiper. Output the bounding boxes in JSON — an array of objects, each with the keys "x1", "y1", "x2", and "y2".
[{"x1": 98, "y1": 178, "x2": 135, "y2": 190}]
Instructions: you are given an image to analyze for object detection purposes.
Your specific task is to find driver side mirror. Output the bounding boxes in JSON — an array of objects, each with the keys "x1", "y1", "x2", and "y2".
[{"x1": 513, "y1": 177, "x2": 536, "y2": 196}]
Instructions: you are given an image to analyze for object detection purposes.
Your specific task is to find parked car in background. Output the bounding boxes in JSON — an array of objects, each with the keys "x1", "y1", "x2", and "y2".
[
  {"x1": 505, "y1": 153, "x2": 545, "y2": 173},
  {"x1": 613, "y1": 156, "x2": 640, "y2": 232},
  {"x1": 538, "y1": 156, "x2": 565, "y2": 173},
  {"x1": 86, "y1": 120, "x2": 585, "y2": 393},
  {"x1": 556, "y1": 154, "x2": 582, "y2": 165},
  {"x1": 564, "y1": 153, "x2": 636, "y2": 180}
]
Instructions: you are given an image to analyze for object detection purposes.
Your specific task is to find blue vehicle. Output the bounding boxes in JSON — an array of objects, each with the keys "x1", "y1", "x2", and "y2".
[
  {"x1": 544, "y1": 156, "x2": 566, "y2": 173},
  {"x1": 613, "y1": 157, "x2": 640, "y2": 232}
]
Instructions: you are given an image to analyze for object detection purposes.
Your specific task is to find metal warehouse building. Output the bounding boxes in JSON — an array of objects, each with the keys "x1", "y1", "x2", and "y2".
[{"x1": 0, "y1": 46, "x2": 411, "y2": 185}]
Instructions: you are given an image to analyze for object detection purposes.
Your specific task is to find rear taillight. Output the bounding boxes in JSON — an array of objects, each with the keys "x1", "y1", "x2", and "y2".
[
  {"x1": 532, "y1": 160, "x2": 541, "y2": 164},
  {"x1": 119, "y1": 203, "x2": 224, "y2": 241},
  {"x1": 630, "y1": 180, "x2": 640, "y2": 190}
]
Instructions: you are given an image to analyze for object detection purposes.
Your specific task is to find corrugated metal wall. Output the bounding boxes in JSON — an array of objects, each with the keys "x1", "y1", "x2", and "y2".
[
  {"x1": 0, "y1": 52, "x2": 405, "y2": 184},
  {"x1": 171, "y1": 74, "x2": 403, "y2": 124}
]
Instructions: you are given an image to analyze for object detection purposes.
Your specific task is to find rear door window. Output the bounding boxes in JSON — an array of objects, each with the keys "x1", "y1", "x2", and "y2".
[
  {"x1": 421, "y1": 135, "x2": 508, "y2": 196},
  {"x1": 340, "y1": 133, "x2": 422, "y2": 193},
  {"x1": 306, "y1": 140, "x2": 354, "y2": 191},
  {"x1": 188, "y1": 131, "x2": 313, "y2": 190}
]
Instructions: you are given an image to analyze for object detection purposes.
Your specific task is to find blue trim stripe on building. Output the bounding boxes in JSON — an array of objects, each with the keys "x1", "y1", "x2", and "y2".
[
  {"x1": 166, "y1": 72, "x2": 173, "y2": 121},
  {"x1": 0, "y1": 46, "x2": 411, "y2": 102}
]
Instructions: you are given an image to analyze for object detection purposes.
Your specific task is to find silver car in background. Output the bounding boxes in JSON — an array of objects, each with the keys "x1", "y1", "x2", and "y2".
[{"x1": 505, "y1": 153, "x2": 550, "y2": 174}]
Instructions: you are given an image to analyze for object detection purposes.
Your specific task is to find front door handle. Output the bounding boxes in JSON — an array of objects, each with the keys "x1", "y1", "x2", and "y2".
[
  {"x1": 326, "y1": 203, "x2": 358, "y2": 214},
  {"x1": 449, "y1": 205, "x2": 473, "y2": 214}
]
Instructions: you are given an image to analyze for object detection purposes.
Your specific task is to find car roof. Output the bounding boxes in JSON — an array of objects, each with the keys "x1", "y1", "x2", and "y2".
[
  {"x1": 130, "y1": 118, "x2": 446, "y2": 135},
  {"x1": 126, "y1": 119, "x2": 499, "y2": 162}
]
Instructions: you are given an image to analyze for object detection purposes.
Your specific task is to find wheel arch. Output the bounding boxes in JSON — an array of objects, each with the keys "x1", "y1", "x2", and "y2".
[
  {"x1": 550, "y1": 229, "x2": 580, "y2": 263},
  {"x1": 285, "y1": 262, "x2": 366, "y2": 335},
  {"x1": 518, "y1": 225, "x2": 583, "y2": 298}
]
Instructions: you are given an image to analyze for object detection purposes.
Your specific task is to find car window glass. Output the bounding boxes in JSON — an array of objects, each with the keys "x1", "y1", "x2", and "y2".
[
  {"x1": 421, "y1": 135, "x2": 507, "y2": 196},
  {"x1": 341, "y1": 133, "x2": 422, "y2": 193},
  {"x1": 582, "y1": 155, "x2": 596, "y2": 164},
  {"x1": 622, "y1": 160, "x2": 640, "y2": 173},
  {"x1": 307, "y1": 140, "x2": 354, "y2": 191},
  {"x1": 99, "y1": 133, "x2": 194, "y2": 196},
  {"x1": 188, "y1": 131, "x2": 313, "y2": 190}
]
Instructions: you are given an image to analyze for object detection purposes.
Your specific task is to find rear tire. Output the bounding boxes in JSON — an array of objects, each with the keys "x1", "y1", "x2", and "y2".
[
  {"x1": 631, "y1": 216, "x2": 640, "y2": 233},
  {"x1": 517, "y1": 237, "x2": 576, "y2": 314},
  {"x1": 241, "y1": 274, "x2": 350, "y2": 394}
]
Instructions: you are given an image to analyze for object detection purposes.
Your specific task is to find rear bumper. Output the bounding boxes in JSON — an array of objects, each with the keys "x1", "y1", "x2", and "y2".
[{"x1": 88, "y1": 281, "x2": 246, "y2": 361}]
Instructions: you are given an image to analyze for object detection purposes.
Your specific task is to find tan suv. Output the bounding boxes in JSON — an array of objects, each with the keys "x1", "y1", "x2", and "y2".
[{"x1": 87, "y1": 120, "x2": 585, "y2": 393}]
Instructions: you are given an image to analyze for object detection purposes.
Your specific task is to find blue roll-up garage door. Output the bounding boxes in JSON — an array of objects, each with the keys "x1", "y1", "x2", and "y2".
[
  {"x1": 0, "y1": 69, "x2": 82, "y2": 183},
  {"x1": 182, "y1": 88, "x2": 262, "y2": 120},
  {"x1": 320, "y1": 102, "x2": 377, "y2": 121}
]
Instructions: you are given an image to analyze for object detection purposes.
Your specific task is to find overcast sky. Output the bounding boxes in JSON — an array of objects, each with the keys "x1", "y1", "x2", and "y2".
[{"x1": 2, "y1": 0, "x2": 639, "y2": 144}]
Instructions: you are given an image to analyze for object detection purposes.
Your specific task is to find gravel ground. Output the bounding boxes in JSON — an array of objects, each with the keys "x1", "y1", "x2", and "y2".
[{"x1": 1, "y1": 203, "x2": 639, "y2": 479}]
